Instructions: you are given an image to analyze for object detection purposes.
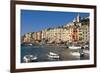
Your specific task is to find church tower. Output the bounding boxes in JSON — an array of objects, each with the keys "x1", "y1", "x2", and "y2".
[
  {"x1": 76, "y1": 14, "x2": 80, "y2": 22},
  {"x1": 72, "y1": 14, "x2": 80, "y2": 23}
]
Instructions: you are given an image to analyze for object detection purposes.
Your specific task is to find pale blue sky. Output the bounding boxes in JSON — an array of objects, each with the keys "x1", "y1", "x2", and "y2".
[{"x1": 21, "y1": 10, "x2": 89, "y2": 36}]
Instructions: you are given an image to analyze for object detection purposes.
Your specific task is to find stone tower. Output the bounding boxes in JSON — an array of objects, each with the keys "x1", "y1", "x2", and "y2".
[{"x1": 76, "y1": 14, "x2": 80, "y2": 22}]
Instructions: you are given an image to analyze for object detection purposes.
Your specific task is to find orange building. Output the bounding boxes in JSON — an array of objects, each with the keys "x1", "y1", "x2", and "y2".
[{"x1": 72, "y1": 28, "x2": 79, "y2": 42}]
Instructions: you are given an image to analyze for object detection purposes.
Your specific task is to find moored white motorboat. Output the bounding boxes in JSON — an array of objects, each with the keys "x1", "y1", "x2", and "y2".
[
  {"x1": 47, "y1": 52, "x2": 60, "y2": 59},
  {"x1": 28, "y1": 43, "x2": 33, "y2": 46},
  {"x1": 23, "y1": 55, "x2": 37, "y2": 63},
  {"x1": 71, "y1": 51, "x2": 84, "y2": 57},
  {"x1": 71, "y1": 52, "x2": 80, "y2": 56},
  {"x1": 69, "y1": 46, "x2": 81, "y2": 49}
]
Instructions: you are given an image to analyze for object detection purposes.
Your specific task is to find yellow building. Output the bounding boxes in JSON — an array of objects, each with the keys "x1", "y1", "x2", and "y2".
[
  {"x1": 23, "y1": 33, "x2": 32, "y2": 43},
  {"x1": 32, "y1": 32, "x2": 42, "y2": 43},
  {"x1": 79, "y1": 25, "x2": 89, "y2": 43}
]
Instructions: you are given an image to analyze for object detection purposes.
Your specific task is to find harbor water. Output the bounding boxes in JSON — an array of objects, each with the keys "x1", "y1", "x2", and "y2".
[{"x1": 21, "y1": 45, "x2": 89, "y2": 63}]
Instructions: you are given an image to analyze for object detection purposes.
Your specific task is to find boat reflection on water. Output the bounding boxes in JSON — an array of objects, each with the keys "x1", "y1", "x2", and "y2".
[{"x1": 23, "y1": 55, "x2": 37, "y2": 63}]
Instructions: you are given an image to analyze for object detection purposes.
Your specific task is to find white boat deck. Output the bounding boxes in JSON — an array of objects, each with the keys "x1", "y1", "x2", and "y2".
[{"x1": 69, "y1": 46, "x2": 81, "y2": 49}]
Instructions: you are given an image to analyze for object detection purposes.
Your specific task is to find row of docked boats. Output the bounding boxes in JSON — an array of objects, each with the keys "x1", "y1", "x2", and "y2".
[{"x1": 23, "y1": 52, "x2": 60, "y2": 63}]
